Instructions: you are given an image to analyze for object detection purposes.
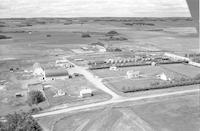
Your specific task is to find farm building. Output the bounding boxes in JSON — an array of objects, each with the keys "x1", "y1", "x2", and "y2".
[
  {"x1": 43, "y1": 69, "x2": 69, "y2": 80},
  {"x1": 33, "y1": 63, "x2": 45, "y2": 76},
  {"x1": 55, "y1": 59, "x2": 73, "y2": 68},
  {"x1": 79, "y1": 88, "x2": 93, "y2": 98},
  {"x1": 127, "y1": 70, "x2": 140, "y2": 79},
  {"x1": 157, "y1": 73, "x2": 171, "y2": 81}
]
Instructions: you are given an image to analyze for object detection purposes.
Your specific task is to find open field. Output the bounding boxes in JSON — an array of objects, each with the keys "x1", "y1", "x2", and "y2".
[
  {"x1": 131, "y1": 93, "x2": 200, "y2": 131},
  {"x1": 37, "y1": 92, "x2": 199, "y2": 131}
]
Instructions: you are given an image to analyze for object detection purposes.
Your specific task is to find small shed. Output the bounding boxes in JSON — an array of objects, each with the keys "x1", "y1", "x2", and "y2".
[{"x1": 80, "y1": 88, "x2": 93, "y2": 98}]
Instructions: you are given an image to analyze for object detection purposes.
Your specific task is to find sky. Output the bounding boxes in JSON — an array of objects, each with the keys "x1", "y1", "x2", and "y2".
[{"x1": 0, "y1": 0, "x2": 191, "y2": 18}]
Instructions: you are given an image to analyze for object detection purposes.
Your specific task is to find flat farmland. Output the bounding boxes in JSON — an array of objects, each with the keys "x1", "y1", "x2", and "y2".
[
  {"x1": 132, "y1": 93, "x2": 200, "y2": 131},
  {"x1": 52, "y1": 108, "x2": 154, "y2": 131}
]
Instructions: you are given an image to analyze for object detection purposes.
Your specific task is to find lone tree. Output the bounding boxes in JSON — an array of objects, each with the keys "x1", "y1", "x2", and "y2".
[
  {"x1": 27, "y1": 90, "x2": 45, "y2": 106},
  {"x1": 0, "y1": 112, "x2": 42, "y2": 131}
]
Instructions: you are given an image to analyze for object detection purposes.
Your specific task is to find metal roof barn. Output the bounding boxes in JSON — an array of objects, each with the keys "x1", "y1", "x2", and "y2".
[{"x1": 44, "y1": 69, "x2": 68, "y2": 78}]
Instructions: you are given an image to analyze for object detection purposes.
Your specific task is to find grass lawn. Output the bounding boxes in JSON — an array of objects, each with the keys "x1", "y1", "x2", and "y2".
[{"x1": 43, "y1": 77, "x2": 110, "y2": 107}]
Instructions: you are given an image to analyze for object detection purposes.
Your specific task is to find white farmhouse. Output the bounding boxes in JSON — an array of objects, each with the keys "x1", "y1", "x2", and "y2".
[
  {"x1": 157, "y1": 73, "x2": 171, "y2": 81},
  {"x1": 33, "y1": 63, "x2": 45, "y2": 76},
  {"x1": 126, "y1": 70, "x2": 140, "y2": 79}
]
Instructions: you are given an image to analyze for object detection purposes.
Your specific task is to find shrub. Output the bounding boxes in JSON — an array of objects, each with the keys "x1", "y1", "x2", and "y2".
[{"x1": 27, "y1": 90, "x2": 45, "y2": 106}]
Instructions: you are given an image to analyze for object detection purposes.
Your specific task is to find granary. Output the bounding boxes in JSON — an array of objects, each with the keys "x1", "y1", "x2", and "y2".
[
  {"x1": 127, "y1": 70, "x2": 140, "y2": 79},
  {"x1": 33, "y1": 63, "x2": 45, "y2": 76},
  {"x1": 43, "y1": 69, "x2": 69, "y2": 80},
  {"x1": 156, "y1": 73, "x2": 171, "y2": 81},
  {"x1": 79, "y1": 88, "x2": 93, "y2": 98}
]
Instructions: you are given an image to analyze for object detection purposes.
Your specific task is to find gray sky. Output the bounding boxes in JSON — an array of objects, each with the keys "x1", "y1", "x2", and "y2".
[{"x1": 0, "y1": 0, "x2": 191, "y2": 18}]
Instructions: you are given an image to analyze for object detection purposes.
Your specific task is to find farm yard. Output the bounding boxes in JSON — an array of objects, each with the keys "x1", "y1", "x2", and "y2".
[
  {"x1": 0, "y1": 17, "x2": 199, "y2": 131},
  {"x1": 43, "y1": 76, "x2": 110, "y2": 107},
  {"x1": 91, "y1": 63, "x2": 200, "y2": 93}
]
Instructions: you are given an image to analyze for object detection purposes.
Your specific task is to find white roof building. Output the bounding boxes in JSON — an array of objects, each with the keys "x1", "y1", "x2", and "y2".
[
  {"x1": 80, "y1": 88, "x2": 93, "y2": 98},
  {"x1": 157, "y1": 73, "x2": 171, "y2": 81},
  {"x1": 127, "y1": 70, "x2": 140, "y2": 79},
  {"x1": 33, "y1": 63, "x2": 45, "y2": 76}
]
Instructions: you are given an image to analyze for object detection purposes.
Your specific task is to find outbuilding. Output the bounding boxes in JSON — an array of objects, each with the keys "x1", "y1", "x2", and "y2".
[
  {"x1": 44, "y1": 69, "x2": 69, "y2": 80},
  {"x1": 33, "y1": 63, "x2": 45, "y2": 76},
  {"x1": 79, "y1": 88, "x2": 93, "y2": 98}
]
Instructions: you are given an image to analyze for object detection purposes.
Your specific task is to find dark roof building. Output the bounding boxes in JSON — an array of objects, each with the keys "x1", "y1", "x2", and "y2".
[{"x1": 44, "y1": 69, "x2": 68, "y2": 78}]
